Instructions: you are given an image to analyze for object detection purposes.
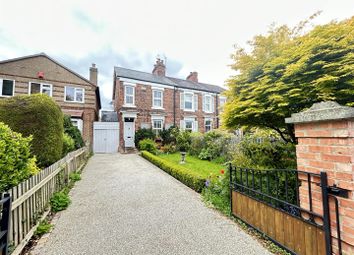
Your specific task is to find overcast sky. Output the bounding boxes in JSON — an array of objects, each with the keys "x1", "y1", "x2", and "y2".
[{"x1": 0, "y1": 0, "x2": 353, "y2": 109}]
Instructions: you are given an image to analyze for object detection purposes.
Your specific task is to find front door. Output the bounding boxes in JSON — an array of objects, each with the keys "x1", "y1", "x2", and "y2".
[{"x1": 124, "y1": 118, "x2": 135, "y2": 147}]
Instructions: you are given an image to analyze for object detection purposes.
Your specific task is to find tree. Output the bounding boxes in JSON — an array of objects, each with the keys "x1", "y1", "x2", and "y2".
[{"x1": 223, "y1": 15, "x2": 354, "y2": 143}]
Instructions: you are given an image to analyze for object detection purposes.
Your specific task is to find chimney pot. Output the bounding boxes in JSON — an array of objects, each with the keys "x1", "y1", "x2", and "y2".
[
  {"x1": 152, "y1": 58, "x2": 166, "y2": 76},
  {"x1": 186, "y1": 71, "x2": 198, "y2": 82}
]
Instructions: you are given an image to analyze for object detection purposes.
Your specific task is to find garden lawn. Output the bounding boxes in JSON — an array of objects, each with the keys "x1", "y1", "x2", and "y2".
[{"x1": 157, "y1": 153, "x2": 225, "y2": 178}]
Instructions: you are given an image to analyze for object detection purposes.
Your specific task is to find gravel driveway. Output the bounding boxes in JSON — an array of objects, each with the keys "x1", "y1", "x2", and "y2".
[{"x1": 35, "y1": 153, "x2": 271, "y2": 255}]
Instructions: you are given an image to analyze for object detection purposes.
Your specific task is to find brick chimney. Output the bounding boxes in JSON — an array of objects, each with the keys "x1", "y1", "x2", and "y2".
[
  {"x1": 90, "y1": 63, "x2": 98, "y2": 85},
  {"x1": 186, "y1": 72, "x2": 198, "y2": 82},
  {"x1": 152, "y1": 58, "x2": 166, "y2": 76}
]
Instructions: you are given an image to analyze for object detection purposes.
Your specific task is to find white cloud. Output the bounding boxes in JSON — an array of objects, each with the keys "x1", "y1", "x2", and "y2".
[{"x1": 0, "y1": 0, "x2": 353, "y2": 108}]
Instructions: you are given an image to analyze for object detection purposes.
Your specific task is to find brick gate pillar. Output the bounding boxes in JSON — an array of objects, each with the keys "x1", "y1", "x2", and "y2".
[{"x1": 286, "y1": 101, "x2": 354, "y2": 254}]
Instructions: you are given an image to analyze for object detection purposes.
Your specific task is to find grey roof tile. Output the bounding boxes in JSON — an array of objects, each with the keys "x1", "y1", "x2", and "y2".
[{"x1": 114, "y1": 66, "x2": 225, "y2": 93}]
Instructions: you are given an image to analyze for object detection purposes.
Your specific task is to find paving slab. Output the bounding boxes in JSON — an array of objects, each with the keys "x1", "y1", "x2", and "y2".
[{"x1": 35, "y1": 153, "x2": 272, "y2": 255}]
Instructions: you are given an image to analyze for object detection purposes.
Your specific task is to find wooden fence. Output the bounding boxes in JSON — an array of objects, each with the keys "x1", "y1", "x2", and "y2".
[{"x1": 7, "y1": 146, "x2": 89, "y2": 255}]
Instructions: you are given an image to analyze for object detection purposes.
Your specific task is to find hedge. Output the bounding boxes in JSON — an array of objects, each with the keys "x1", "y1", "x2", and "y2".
[
  {"x1": 141, "y1": 151, "x2": 205, "y2": 192},
  {"x1": 0, "y1": 122, "x2": 39, "y2": 191},
  {"x1": 0, "y1": 94, "x2": 63, "y2": 167}
]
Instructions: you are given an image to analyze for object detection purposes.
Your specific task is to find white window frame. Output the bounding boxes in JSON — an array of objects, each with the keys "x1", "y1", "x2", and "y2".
[
  {"x1": 205, "y1": 118, "x2": 212, "y2": 132},
  {"x1": 124, "y1": 84, "x2": 135, "y2": 107},
  {"x1": 152, "y1": 119, "x2": 163, "y2": 134},
  {"x1": 181, "y1": 117, "x2": 198, "y2": 132},
  {"x1": 184, "y1": 119, "x2": 194, "y2": 131},
  {"x1": 152, "y1": 88, "x2": 163, "y2": 109},
  {"x1": 71, "y1": 118, "x2": 83, "y2": 133},
  {"x1": 203, "y1": 95, "x2": 212, "y2": 113},
  {"x1": 64, "y1": 86, "x2": 85, "y2": 103},
  {"x1": 0, "y1": 79, "x2": 15, "y2": 97},
  {"x1": 29, "y1": 82, "x2": 53, "y2": 97},
  {"x1": 184, "y1": 92, "x2": 194, "y2": 111}
]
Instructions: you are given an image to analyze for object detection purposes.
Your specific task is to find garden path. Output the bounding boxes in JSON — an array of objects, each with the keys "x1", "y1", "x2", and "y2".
[{"x1": 35, "y1": 153, "x2": 271, "y2": 255}]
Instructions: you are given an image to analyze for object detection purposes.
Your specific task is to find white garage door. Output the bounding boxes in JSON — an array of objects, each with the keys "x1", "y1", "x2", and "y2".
[{"x1": 93, "y1": 122, "x2": 119, "y2": 153}]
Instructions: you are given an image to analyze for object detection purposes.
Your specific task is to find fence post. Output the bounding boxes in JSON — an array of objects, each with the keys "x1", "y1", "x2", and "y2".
[
  {"x1": 1, "y1": 193, "x2": 11, "y2": 255},
  {"x1": 229, "y1": 163, "x2": 233, "y2": 216},
  {"x1": 320, "y1": 172, "x2": 332, "y2": 255}
]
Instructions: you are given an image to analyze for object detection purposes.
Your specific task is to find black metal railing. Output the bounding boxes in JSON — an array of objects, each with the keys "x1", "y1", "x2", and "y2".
[
  {"x1": 0, "y1": 194, "x2": 11, "y2": 255},
  {"x1": 229, "y1": 165, "x2": 325, "y2": 228}
]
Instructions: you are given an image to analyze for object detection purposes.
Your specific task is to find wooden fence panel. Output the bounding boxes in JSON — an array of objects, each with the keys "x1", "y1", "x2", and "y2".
[
  {"x1": 232, "y1": 191, "x2": 326, "y2": 255},
  {"x1": 7, "y1": 146, "x2": 89, "y2": 255}
]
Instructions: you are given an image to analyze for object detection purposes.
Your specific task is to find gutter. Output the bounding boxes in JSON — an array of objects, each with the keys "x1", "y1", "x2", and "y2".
[{"x1": 173, "y1": 87, "x2": 177, "y2": 126}]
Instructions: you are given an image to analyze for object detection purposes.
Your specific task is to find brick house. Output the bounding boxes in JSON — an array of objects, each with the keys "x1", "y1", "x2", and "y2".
[
  {"x1": 113, "y1": 58, "x2": 226, "y2": 152},
  {"x1": 0, "y1": 53, "x2": 101, "y2": 145}
]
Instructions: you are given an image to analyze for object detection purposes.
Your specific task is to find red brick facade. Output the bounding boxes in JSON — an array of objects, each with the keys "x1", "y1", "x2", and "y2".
[
  {"x1": 287, "y1": 102, "x2": 354, "y2": 255},
  {"x1": 113, "y1": 78, "x2": 223, "y2": 151}
]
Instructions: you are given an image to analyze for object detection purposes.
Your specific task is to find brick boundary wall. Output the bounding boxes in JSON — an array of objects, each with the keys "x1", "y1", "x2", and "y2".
[{"x1": 286, "y1": 101, "x2": 354, "y2": 255}]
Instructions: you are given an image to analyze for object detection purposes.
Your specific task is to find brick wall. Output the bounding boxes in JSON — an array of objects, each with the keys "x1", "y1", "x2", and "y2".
[
  {"x1": 0, "y1": 55, "x2": 100, "y2": 145},
  {"x1": 114, "y1": 78, "x2": 220, "y2": 150},
  {"x1": 286, "y1": 102, "x2": 354, "y2": 255}
]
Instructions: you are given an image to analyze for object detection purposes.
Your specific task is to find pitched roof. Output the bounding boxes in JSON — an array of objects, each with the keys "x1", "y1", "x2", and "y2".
[
  {"x1": 0, "y1": 53, "x2": 101, "y2": 109},
  {"x1": 114, "y1": 66, "x2": 225, "y2": 93},
  {"x1": 0, "y1": 53, "x2": 97, "y2": 87}
]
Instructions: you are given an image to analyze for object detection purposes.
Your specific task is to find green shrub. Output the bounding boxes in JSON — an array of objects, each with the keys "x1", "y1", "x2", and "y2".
[
  {"x1": 63, "y1": 115, "x2": 84, "y2": 149},
  {"x1": 176, "y1": 130, "x2": 191, "y2": 152},
  {"x1": 159, "y1": 126, "x2": 178, "y2": 145},
  {"x1": 235, "y1": 129, "x2": 296, "y2": 169},
  {"x1": 201, "y1": 130, "x2": 232, "y2": 161},
  {"x1": 189, "y1": 132, "x2": 204, "y2": 156},
  {"x1": 35, "y1": 220, "x2": 52, "y2": 237},
  {"x1": 0, "y1": 95, "x2": 63, "y2": 167},
  {"x1": 0, "y1": 122, "x2": 39, "y2": 191},
  {"x1": 50, "y1": 191, "x2": 71, "y2": 212},
  {"x1": 62, "y1": 133, "x2": 75, "y2": 157},
  {"x1": 160, "y1": 143, "x2": 177, "y2": 154},
  {"x1": 135, "y1": 128, "x2": 155, "y2": 147},
  {"x1": 141, "y1": 151, "x2": 205, "y2": 192},
  {"x1": 69, "y1": 172, "x2": 81, "y2": 182},
  {"x1": 138, "y1": 139, "x2": 158, "y2": 154}
]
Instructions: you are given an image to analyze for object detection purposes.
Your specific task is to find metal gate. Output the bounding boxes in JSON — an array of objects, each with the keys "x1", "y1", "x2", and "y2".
[
  {"x1": 93, "y1": 122, "x2": 119, "y2": 153},
  {"x1": 229, "y1": 165, "x2": 342, "y2": 255}
]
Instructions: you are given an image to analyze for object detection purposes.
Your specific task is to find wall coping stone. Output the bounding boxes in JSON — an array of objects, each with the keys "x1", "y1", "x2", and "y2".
[{"x1": 285, "y1": 101, "x2": 354, "y2": 124}]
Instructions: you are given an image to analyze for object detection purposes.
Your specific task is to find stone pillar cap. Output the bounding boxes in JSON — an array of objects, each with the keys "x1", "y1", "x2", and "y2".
[{"x1": 285, "y1": 101, "x2": 354, "y2": 124}]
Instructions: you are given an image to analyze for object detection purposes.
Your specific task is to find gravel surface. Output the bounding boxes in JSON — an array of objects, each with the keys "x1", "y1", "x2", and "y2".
[{"x1": 36, "y1": 154, "x2": 272, "y2": 255}]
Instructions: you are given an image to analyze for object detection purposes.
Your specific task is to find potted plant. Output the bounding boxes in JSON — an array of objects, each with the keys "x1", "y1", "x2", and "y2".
[{"x1": 176, "y1": 131, "x2": 191, "y2": 164}]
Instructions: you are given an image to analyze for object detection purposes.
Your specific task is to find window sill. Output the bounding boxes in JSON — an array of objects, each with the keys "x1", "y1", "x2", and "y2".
[
  {"x1": 64, "y1": 100, "x2": 85, "y2": 104},
  {"x1": 152, "y1": 107, "x2": 165, "y2": 110},
  {"x1": 203, "y1": 111, "x2": 214, "y2": 114},
  {"x1": 183, "y1": 109, "x2": 195, "y2": 112},
  {"x1": 0, "y1": 95, "x2": 13, "y2": 98},
  {"x1": 123, "y1": 104, "x2": 136, "y2": 108}
]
